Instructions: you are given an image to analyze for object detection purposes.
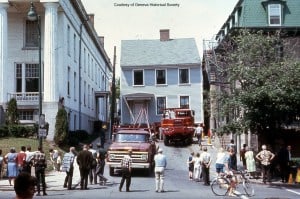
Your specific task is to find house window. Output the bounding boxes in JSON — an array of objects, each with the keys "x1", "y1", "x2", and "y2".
[
  {"x1": 156, "y1": 97, "x2": 166, "y2": 114},
  {"x1": 268, "y1": 4, "x2": 281, "y2": 26},
  {"x1": 16, "y1": 64, "x2": 22, "y2": 92},
  {"x1": 179, "y1": 68, "x2": 189, "y2": 84},
  {"x1": 67, "y1": 25, "x2": 71, "y2": 56},
  {"x1": 84, "y1": 81, "x2": 86, "y2": 106},
  {"x1": 180, "y1": 96, "x2": 189, "y2": 109},
  {"x1": 88, "y1": 53, "x2": 90, "y2": 77},
  {"x1": 83, "y1": 48, "x2": 86, "y2": 72},
  {"x1": 156, "y1": 69, "x2": 166, "y2": 85},
  {"x1": 91, "y1": 88, "x2": 94, "y2": 110},
  {"x1": 74, "y1": 72, "x2": 77, "y2": 100},
  {"x1": 18, "y1": 110, "x2": 34, "y2": 120},
  {"x1": 16, "y1": 63, "x2": 39, "y2": 93},
  {"x1": 101, "y1": 74, "x2": 105, "y2": 90},
  {"x1": 133, "y1": 70, "x2": 143, "y2": 86},
  {"x1": 73, "y1": 34, "x2": 77, "y2": 62},
  {"x1": 25, "y1": 64, "x2": 39, "y2": 92},
  {"x1": 67, "y1": 67, "x2": 70, "y2": 96},
  {"x1": 74, "y1": 114, "x2": 77, "y2": 130},
  {"x1": 88, "y1": 84, "x2": 90, "y2": 108},
  {"x1": 25, "y1": 20, "x2": 38, "y2": 47}
]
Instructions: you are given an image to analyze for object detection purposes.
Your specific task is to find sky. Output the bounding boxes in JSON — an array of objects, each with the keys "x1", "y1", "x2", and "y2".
[{"x1": 80, "y1": 0, "x2": 239, "y2": 75}]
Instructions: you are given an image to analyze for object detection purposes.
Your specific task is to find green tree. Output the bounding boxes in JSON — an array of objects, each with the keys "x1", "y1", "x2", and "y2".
[
  {"x1": 54, "y1": 108, "x2": 68, "y2": 146},
  {"x1": 6, "y1": 98, "x2": 19, "y2": 125},
  {"x1": 215, "y1": 30, "x2": 300, "y2": 139}
]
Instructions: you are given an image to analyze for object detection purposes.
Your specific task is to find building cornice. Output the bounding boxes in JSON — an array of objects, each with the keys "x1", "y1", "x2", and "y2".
[{"x1": 70, "y1": 0, "x2": 112, "y2": 72}]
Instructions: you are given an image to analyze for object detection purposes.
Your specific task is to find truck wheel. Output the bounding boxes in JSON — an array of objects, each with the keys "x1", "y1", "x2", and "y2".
[
  {"x1": 164, "y1": 136, "x2": 170, "y2": 146},
  {"x1": 146, "y1": 167, "x2": 153, "y2": 176},
  {"x1": 109, "y1": 167, "x2": 114, "y2": 176},
  {"x1": 188, "y1": 137, "x2": 193, "y2": 145}
]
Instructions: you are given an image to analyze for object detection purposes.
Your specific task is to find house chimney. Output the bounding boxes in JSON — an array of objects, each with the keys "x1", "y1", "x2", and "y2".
[
  {"x1": 88, "y1": 14, "x2": 94, "y2": 27},
  {"x1": 98, "y1": 36, "x2": 104, "y2": 47},
  {"x1": 160, "y1": 29, "x2": 170, "y2": 41}
]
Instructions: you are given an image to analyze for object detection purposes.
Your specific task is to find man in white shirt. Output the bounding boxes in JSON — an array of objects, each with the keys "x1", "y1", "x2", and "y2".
[
  {"x1": 154, "y1": 148, "x2": 167, "y2": 192},
  {"x1": 200, "y1": 147, "x2": 211, "y2": 185},
  {"x1": 88, "y1": 144, "x2": 98, "y2": 184},
  {"x1": 24, "y1": 146, "x2": 35, "y2": 174},
  {"x1": 194, "y1": 124, "x2": 203, "y2": 148},
  {"x1": 62, "y1": 147, "x2": 76, "y2": 190}
]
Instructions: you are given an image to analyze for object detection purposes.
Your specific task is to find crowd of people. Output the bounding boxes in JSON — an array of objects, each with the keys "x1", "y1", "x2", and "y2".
[
  {"x1": 0, "y1": 143, "x2": 109, "y2": 198},
  {"x1": 0, "y1": 136, "x2": 295, "y2": 198},
  {"x1": 0, "y1": 145, "x2": 48, "y2": 198},
  {"x1": 186, "y1": 139, "x2": 294, "y2": 196}
]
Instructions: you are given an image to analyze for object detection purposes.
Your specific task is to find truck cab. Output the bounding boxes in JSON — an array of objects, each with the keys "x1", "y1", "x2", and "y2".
[
  {"x1": 106, "y1": 128, "x2": 157, "y2": 176},
  {"x1": 161, "y1": 108, "x2": 195, "y2": 146}
]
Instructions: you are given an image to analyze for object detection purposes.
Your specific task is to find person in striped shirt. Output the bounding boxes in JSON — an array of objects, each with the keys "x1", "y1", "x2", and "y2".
[
  {"x1": 62, "y1": 147, "x2": 76, "y2": 190},
  {"x1": 119, "y1": 149, "x2": 132, "y2": 192},
  {"x1": 33, "y1": 147, "x2": 47, "y2": 196}
]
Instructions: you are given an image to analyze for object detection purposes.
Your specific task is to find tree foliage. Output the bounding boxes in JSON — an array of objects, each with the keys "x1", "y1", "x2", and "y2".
[
  {"x1": 215, "y1": 30, "x2": 300, "y2": 137},
  {"x1": 6, "y1": 98, "x2": 19, "y2": 125},
  {"x1": 54, "y1": 108, "x2": 68, "y2": 146}
]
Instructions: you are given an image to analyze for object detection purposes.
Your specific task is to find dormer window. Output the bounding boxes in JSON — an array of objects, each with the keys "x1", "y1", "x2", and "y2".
[{"x1": 268, "y1": 4, "x2": 281, "y2": 26}]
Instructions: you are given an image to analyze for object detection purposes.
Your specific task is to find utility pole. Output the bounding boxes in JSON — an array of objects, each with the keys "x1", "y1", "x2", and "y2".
[{"x1": 110, "y1": 46, "x2": 116, "y2": 139}]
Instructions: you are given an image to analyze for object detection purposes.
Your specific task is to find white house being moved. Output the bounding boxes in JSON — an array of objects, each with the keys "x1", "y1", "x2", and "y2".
[
  {"x1": 120, "y1": 29, "x2": 203, "y2": 126},
  {"x1": 0, "y1": 0, "x2": 112, "y2": 140}
]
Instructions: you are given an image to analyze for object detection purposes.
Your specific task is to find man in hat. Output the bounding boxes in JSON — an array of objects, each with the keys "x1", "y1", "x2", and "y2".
[
  {"x1": 119, "y1": 149, "x2": 133, "y2": 192},
  {"x1": 154, "y1": 148, "x2": 167, "y2": 193}
]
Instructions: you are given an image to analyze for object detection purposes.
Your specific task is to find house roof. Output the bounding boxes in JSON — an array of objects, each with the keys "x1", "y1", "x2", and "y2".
[{"x1": 120, "y1": 38, "x2": 201, "y2": 67}]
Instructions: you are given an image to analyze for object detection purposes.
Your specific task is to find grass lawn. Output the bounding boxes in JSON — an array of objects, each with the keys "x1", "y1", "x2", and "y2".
[
  {"x1": 0, "y1": 137, "x2": 66, "y2": 175},
  {"x1": 0, "y1": 137, "x2": 63, "y2": 156}
]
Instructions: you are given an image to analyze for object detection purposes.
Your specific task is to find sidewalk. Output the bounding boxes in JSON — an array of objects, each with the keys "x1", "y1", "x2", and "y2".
[{"x1": 0, "y1": 137, "x2": 111, "y2": 192}]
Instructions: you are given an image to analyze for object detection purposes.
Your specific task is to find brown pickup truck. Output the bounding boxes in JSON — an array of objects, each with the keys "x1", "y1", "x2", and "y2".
[{"x1": 106, "y1": 128, "x2": 157, "y2": 176}]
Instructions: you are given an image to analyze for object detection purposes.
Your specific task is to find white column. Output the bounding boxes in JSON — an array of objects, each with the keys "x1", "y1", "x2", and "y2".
[
  {"x1": 0, "y1": 3, "x2": 8, "y2": 102},
  {"x1": 43, "y1": 2, "x2": 59, "y2": 102}
]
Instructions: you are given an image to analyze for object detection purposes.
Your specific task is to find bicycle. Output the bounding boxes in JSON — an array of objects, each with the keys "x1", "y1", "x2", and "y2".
[{"x1": 211, "y1": 170, "x2": 255, "y2": 197}]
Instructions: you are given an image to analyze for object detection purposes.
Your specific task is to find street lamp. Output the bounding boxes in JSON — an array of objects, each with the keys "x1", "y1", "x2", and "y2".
[{"x1": 27, "y1": 2, "x2": 43, "y2": 150}]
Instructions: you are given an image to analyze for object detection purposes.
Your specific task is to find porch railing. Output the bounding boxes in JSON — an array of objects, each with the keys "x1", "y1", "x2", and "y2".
[{"x1": 7, "y1": 92, "x2": 42, "y2": 102}]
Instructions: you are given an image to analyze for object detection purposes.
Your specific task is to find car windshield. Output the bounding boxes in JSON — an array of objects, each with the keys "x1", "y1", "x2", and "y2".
[{"x1": 115, "y1": 133, "x2": 148, "y2": 142}]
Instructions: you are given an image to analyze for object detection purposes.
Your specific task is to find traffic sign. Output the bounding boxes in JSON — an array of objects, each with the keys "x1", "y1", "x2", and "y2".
[{"x1": 39, "y1": 128, "x2": 47, "y2": 137}]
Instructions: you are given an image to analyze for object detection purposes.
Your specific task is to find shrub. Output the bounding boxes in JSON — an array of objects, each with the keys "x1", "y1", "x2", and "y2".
[
  {"x1": 0, "y1": 125, "x2": 8, "y2": 137},
  {"x1": 54, "y1": 108, "x2": 68, "y2": 146},
  {"x1": 0, "y1": 124, "x2": 38, "y2": 138},
  {"x1": 5, "y1": 98, "x2": 19, "y2": 125}
]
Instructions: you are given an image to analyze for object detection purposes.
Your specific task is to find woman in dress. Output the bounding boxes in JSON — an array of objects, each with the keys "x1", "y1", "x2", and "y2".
[
  {"x1": 193, "y1": 152, "x2": 202, "y2": 181},
  {"x1": 5, "y1": 147, "x2": 18, "y2": 186},
  {"x1": 245, "y1": 147, "x2": 256, "y2": 178}
]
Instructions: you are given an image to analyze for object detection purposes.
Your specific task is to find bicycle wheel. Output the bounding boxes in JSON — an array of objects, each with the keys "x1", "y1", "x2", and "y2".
[
  {"x1": 211, "y1": 177, "x2": 230, "y2": 196},
  {"x1": 243, "y1": 179, "x2": 255, "y2": 197}
]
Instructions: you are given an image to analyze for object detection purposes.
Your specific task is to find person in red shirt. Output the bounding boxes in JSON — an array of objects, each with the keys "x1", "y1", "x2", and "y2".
[{"x1": 16, "y1": 146, "x2": 26, "y2": 173}]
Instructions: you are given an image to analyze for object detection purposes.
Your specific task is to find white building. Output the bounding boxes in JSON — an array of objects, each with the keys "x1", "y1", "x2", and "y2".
[{"x1": 0, "y1": 0, "x2": 112, "y2": 140}]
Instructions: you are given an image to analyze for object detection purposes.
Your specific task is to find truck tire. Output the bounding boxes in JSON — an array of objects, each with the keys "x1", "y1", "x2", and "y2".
[
  {"x1": 188, "y1": 136, "x2": 193, "y2": 145},
  {"x1": 109, "y1": 167, "x2": 114, "y2": 176},
  {"x1": 164, "y1": 136, "x2": 170, "y2": 146}
]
